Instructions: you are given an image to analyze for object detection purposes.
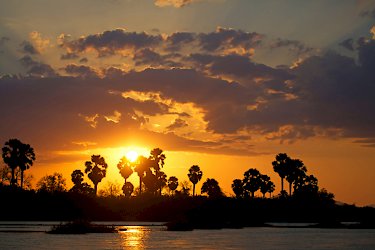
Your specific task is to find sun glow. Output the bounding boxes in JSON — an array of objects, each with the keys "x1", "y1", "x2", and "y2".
[{"x1": 126, "y1": 150, "x2": 139, "y2": 162}]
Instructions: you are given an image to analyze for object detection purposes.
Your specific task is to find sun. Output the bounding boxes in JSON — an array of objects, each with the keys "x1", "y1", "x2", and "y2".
[{"x1": 125, "y1": 150, "x2": 139, "y2": 163}]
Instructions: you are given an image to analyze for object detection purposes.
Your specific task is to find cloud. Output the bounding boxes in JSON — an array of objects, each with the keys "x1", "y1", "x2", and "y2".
[
  {"x1": 154, "y1": 0, "x2": 198, "y2": 8},
  {"x1": 197, "y1": 27, "x2": 263, "y2": 53},
  {"x1": 339, "y1": 38, "x2": 355, "y2": 51},
  {"x1": 270, "y1": 38, "x2": 313, "y2": 55},
  {"x1": 29, "y1": 31, "x2": 49, "y2": 53},
  {"x1": 20, "y1": 41, "x2": 39, "y2": 55},
  {"x1": 61, "y1": 29, "x2": 163, "y2": 57},
  {"x1": 64, "y1": 64, "x2": 100, "y2": 78},
  {"x1": 19, "y1": 55, "x2": 57, "y2": 77},
  {"x1": 60, "y1": 52, "x2": 79, "y2": 60},
  {"x1": 166, "y1": 118, "x2": 188, "y2": 130}
]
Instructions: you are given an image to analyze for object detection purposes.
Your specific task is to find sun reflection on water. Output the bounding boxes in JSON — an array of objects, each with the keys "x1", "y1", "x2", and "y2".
[{"x1": 119, "y1": 226, "x2": 150, "y2": 249}]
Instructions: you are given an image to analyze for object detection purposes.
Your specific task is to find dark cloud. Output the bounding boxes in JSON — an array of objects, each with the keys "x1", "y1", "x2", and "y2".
[
  {"x1": 270, "y1": 38, "x2": 313, "y2": 55},
  {"x1": 165, "y1": 32, "x2": 195, "y2": 51},
  {"x1": 166, "y1": 118, "x2": 188, "y2": 130},
  {"x1": 20, "y1": 41, "x2": 39, "y2": 54},
  {"x1": 64, "y1": 64, "x2": 99, "y2": 78},
  {"x1": 133, "y1": 48, "x2": 182, "y2": 67},
  {"x1": 197, "y1": 27, "x2": 262, "y2": 52},
  {"x1": 339, "y1": 38, "x2": 355, "y2": 51},
  {"x1": 79, "y1": 57, "x2": 88, "y2": 63},
  {"x1": 62, "y1": 29, "x2": 163, "y2": 57},
  {"x1": 19, "y1": 55, "x2": 57, "y2": 77}
]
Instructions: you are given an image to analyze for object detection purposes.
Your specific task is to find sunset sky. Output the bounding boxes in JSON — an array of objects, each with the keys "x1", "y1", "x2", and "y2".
[{"x1": 1, "y1": 0, "x2": 375, "y2": 205}]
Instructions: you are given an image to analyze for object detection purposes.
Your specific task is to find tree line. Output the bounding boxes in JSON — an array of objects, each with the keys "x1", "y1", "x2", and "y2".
[{"x1": 1, "y1": 138, "x2": 333, "y2": 201}]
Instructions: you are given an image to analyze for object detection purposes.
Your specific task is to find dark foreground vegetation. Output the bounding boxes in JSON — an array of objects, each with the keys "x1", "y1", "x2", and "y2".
[
  {"x1": 0, "y1": 185, "x2": 374, "y2": 230},
  {"x1": 1, "y1": 138, "x2": 375, "y2": 231},
  {"x1": 48, "y1": 220, "x2": 117, "y2": 234}
]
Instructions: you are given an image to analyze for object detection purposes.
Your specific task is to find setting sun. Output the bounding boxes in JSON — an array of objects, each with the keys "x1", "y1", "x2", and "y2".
[{"x1": 126, "y1": 150, "x2": 139, "y2": 163}]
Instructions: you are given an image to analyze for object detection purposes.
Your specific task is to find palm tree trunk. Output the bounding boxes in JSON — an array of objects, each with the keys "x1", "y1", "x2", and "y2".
[
  {"x1": 94, "y1": 183, "x2": 98, "y2": 196},
  {"x1": 262, "y1": 193, "x2": 265, "y2": 198},
  {"x1": 11, "y1": 168, "x2": 15, "y2": 186},
  {"x1": 20, "y1": 170, "x2": 24, "y2": 189},
  {"x1": 139, "y1": 177, "x2": 142, "y2": 195},
  {"x1": 193, "y1": 184, "x2": 195, "y2": 196},
  {"x1": 281, "y1": 177, "x2": 284, "y2": 192},
  {"x1": 289, "y1": 182, "x2": 292, "y2": 196}
]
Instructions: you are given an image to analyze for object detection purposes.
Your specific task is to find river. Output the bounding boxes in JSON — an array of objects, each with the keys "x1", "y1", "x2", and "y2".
[{"x1": 0, "y1": 222, "x2": 374, "y2": 249}]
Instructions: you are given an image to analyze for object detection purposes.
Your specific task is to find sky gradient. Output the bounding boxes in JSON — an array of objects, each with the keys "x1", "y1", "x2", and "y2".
[{"x1": 1, "y1": 0, "x2": 375, "y2": 205}]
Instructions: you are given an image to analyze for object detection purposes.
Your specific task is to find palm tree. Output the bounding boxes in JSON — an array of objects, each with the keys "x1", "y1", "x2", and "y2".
[
  {"x1": 134, "y1": 156, "x2": 151, "y2": 195},
  {"x1": 187, "y1": 165, "x2": 203, "y2": 196},
  {"x1": 272, "y1": 153, "x2": 291, "y2": 194},
  {"x1": 117, "y1": 156, "x2": 133, "y2": 189},
  {"x1": 2, "y1": 139, "x2": 35, "y2": 188},
  {"x1": 286, "y1": 159, "x2": 307, "y2": 195},
  {"x1": 84, "y1": 155, "x2": 108, "y2": 195},
  {"x1": 231, "y1": 179, "x2": 244, "y2": 198},
  {"x1": 259, "y1": 174, "x2": 275, "y2": 198},
  {"x1": 201, "y1": 178, "x2": 223, "y2": 198},
  {"x1": 243, "y1": 168, "x2": 261, "y2": 198},
  {"x1": 149, "y1": 148, "x2": 166, "y2": 195},
  {"x1": 167, "y1": 176, "x2": 179, "y2": 194}
]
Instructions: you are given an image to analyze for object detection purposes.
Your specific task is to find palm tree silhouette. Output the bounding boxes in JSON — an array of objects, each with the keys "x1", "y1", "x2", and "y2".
[
  {"x1": 167, "y1": 176, "x2": 179, "y2": 195},
  {"x1": 259, "y1": 174, "x2": 274, "y2": 198},
  {"x1": 286, "y1": 159, "x2": 307, "y2": 195},
  {"x1": 243, "y1": 168, "x2": 261, "y2": 198},
  {"x1": 2, "y1": 139, "x2": 35, "y2": 188},
  {"x1": 272, "y1": 153, "x2": 291, "y2": 194},
  {"x1": 149, "y1": 148, "x2": 166, "y2": 195},
  {"x1": 117, "y1": 156, "x2": 133, "y2": 190},
  {"x1": 84, "y1": 155, "x2": 108, "y2": 195},
  {"x1": 134, "y1": 156, "x2": 151, "y2": 195},
  {"x1": 187, "y1": 165, "x2": 203, "y2": 196}
]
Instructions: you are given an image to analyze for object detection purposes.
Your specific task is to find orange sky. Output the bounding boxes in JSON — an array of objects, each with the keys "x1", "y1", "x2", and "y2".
[{"x1": 1, "y1": 0, "x2": 375, "y2": 206}]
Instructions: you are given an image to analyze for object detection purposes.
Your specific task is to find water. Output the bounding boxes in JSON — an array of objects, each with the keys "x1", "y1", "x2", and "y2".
[{"x1": 0, "y1": 222, "x2": 374, "y2": 249}]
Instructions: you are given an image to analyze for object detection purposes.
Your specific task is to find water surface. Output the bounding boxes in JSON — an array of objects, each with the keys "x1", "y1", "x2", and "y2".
[{"x1": 0, "y1": 222, "x2": 374, "y2": 249}]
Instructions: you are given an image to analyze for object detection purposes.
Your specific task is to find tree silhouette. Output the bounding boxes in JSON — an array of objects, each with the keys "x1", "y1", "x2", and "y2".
[
  {"x1": 201, "y1": 178, "x2": 223, "y2": 198},
  {"x1": 134, "y1": 156, "x2": 152, "y2": 195},
  {"x1": 149, "y1": 148, "x2": 166, "y2": 195},
  {"x1": 122, "y1": 182, "x2": 134, "y2": 197},
  {"x1": 243, "y1": 168, "x2": 261, "y2": 198},
  {"x1": 259, "y1": 174, "x2": 275, "y2": 198},
  {"x1": 272, "y1": 153, "x2": 291, "y2": 194},
  {"x1": 37, "y1": 172, "x2": 66, "y2": 192},
  {"x1": 232, "y1": 179, "x2": 244, "y2": 198},
  {"x1": 2, "y1": 139, "x2": 35, "y2": 188},
  {"x1": 158, "y1": 171, "x2": 167, "y2": 194},
  {"x1": 143, "y1": 170, "x2": 159, "y2": 194},
  {"x1": 167, "y1": 176, "x2": 179, "y2": 194},
  {"x1": 70, "y1": 169, "x2": 94, "y2": 195},
  {"x1": 84, "y1": 155, "x2": 108, "y2": 196},
  {"x1": 117, "y1": 156, "x2": 133, "y2": 194},
  {"x1": 286, "y1": 159, "x2": 307, "y2": 195},
  {"x1": 187, "y1": 165, "x2": 203, "y2": 196}
]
